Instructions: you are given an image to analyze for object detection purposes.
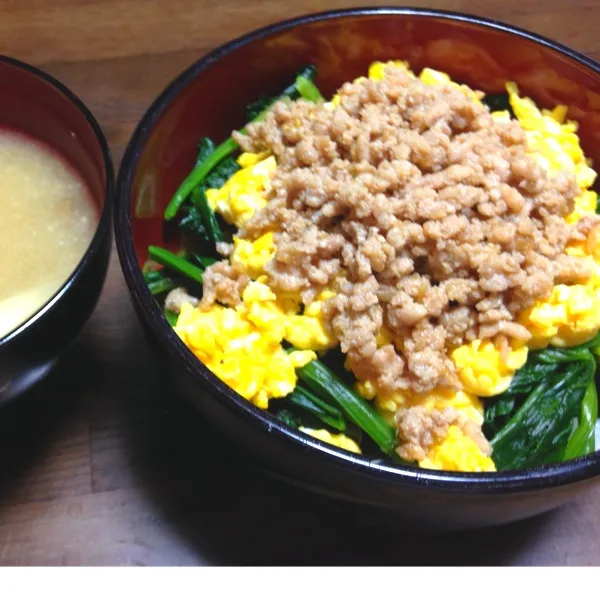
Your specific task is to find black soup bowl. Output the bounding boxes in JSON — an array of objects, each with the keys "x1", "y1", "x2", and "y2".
[
  {"x1": 0, "y1": 56, "x2": 113, "y2": 404},
  {"x1": 114, "y1": 7, "x2": 600, "y2": 531}
]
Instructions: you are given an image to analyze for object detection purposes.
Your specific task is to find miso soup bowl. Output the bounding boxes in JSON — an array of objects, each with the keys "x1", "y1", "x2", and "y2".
[
  {"x1": 115, "y1": 7, "x2": 600, "y2": 531},
  {"x1": 0, "y1": 56, "x2": 113, "y2": 404}
]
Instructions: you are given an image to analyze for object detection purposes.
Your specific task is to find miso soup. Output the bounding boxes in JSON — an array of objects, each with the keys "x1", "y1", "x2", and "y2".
[{"x1": 0, "y1": 129, "x2": 98, "y2": 340}]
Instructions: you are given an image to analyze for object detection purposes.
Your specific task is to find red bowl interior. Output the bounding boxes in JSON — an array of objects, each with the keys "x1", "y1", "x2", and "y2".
[
  {"x1": 129, "y1": 10, "x2": 600, "y2": 262},
  {"x1": 0, "y1": 57, "x2": 108, "y2": 212}
]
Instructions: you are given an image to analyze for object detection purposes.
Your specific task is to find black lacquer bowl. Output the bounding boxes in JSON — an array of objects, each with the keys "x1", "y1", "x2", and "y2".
[
  {"x1": 0, "y1": 56, "x2": 113, "y2": 404},
  {"x1": 114, "y1": 7, "x2": 600, "y2": 531}
]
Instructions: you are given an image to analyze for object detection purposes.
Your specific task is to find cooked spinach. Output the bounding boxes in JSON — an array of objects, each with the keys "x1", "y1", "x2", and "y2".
[
  {"x1": 147, "y1": 246, "x2": 205, "y2": 284},
  {"x1": 164, "y1": 309, "x2": 178, "y2": 327},
  {"x1": 177, "y1": 141, "x2": 240, "y2": 246},
  {"x1": 482, "y1": 92, "x2": 516, "y2": 118},
  {"x1": 188, "y1": 254, "x2": 218, "y2": 269},
  {"x1": 563, "y1": 378, "x2": 598, "y2": 459},
  {"x1": 196, "y1": 137, "x2": 215, "y2": 165},
  {"x1": 535, "y1": 345, "x2": 594, "y2": 363},
  {"x1": 296, "y1": 75, "x2": 324, "y2": 102},
  {"x1": 484, "y1": 395, "x2": 519, "y2": 437},
  {"x1": 245, "y1": 65, "x2": 318, "y2": 121},
  {"x1": 190, "y1": 185, "x2": 222, "y2": 244},
  {"x1": 143, "y1": 268, "x2": 176, "y2": 296},
  {"x1": 246, "y1": 94, "x2": 277, "y2": 122},
  {"x1": 291, "y1": 349, "x2": 397, "y2": 457},
  {"x1": 203, "y1": 154, "x2": 240, "y2": 190},
  {"x1": 177, "y1": 204, "x2": 211, "y2": 241},
  {"x1": 275, "y1": 408, "x2": 302, "y2": 429},
  {"x1": 487, "y1": 340, "x2": 598, "y2": 470},
  {"x1": 288, "y1": 386, "x2": 347, "y2": 432}
]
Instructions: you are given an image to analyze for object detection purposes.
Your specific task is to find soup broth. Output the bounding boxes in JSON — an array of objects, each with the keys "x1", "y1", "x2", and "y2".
[{"x1": 0, "y1": 129, "x2": 98, "y2": 340}]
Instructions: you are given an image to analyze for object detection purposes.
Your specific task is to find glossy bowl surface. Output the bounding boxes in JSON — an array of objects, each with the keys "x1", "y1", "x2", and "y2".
[
  {"x1": 115, "y1": 7, "x2": 600, "y2": 531},
  {"x1": 0, "y1": 56, "x2": 113, "y2": 404}
]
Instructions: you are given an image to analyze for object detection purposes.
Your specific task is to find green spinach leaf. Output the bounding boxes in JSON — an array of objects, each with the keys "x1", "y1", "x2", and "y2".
[
  {"x1": 203, "y1": 155, "x2": 240, "y2": 190},
  {"x1": 484, "y1": 361, "x2": 560, "y2": 436},
  {"x1": 178, "y1": 204, "x2": 211, "y2": 241},
  {"x1": 245, "y1": 65, "x2": 318, "y2": 122},
  {"x1": 481, "y1": 92, "x2": 516, "y2": 118},
  {"x1": 275, "y1": 408, "x2": 302, "y2": 429},
  {"x1": 179, "y1": 142, "x2": 240, "y2": 246},
  {"x1": 164, "y1": 309, "x2": 178, "y2": 327},
  {"x1": 563, "y1": 378, "x2": 598, "y2": 459},
  {"x1": 196, "y1": 137, "x2": 215, "y2": 165},
  {"x1": 246, "y1": 95, "x2": 276, "y2": 122},
  {"x1": 491, "y1": 356, "x2": 596, "y2": 470},
  {"x1": 288, "y1": 386, "x2": 347, "y2": 432}
]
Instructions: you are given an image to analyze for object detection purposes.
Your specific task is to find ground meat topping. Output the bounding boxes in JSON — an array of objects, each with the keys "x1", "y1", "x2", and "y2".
[
  {"x1": 165, "y1": 287, "x2": 199, "y2": 313},
  {"x1": 395, "y1": 406, "x2": 492, "y2": 462},
  {"x1": 206, "y1": 65, "x2": 597, "y2": 394},
  {"x1": 199, "y1": 261, "x2": 249, "y2": 309}
]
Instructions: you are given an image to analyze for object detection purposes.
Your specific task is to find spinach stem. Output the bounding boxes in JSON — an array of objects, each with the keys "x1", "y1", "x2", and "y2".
[
  {"x1": 289, "y1": 350, "x2": 397, "y2": 456},
  {"x1": 289, "y1": 386, "x2": 346, "y2": 432},
  {"x1": 192, "y1": 255, "x2": 218, "y2": 269},
  {"x1": 191, "y1": 186, "x2": 222, "y2": 243},
  {"x1": 147, "y1": 277, "x2": 175, "y2": 296},
  {"x1": 563, "y1": 376, "x2": 598, "y2": 459},
  {"x1": 164, "y1": 309, "x2": 179, "y2": 327},
  {"x1": 164, "y1": 137, "x2": 239, "y2": 221},
  {"x1": 147, "y1": 246, "x2": 204, "y2": 284},
  {"x1": 296, "y1": 75, "x2": 324, "y2": 102}
]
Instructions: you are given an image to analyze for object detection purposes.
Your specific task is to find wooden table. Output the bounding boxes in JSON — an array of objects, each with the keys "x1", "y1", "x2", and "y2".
[{"x1": 1, "y1": 0, "x2": 600, "y2": 566}]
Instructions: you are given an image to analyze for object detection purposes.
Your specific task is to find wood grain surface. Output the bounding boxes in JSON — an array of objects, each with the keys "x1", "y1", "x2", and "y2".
[{"x1": 1, "y1": 0, "x2": 600, "y2": 566}]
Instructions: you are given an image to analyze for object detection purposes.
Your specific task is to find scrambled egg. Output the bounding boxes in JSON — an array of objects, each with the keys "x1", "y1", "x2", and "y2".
[
  {"x1": 174, "y1": 281, "x2": 316, "y2": 409},
  {"x1": 502, "y1": 82, "x2": 597, "y2": 189},
  {"x1": 451, "y1": 338, "x2": 528, "y2": 397},
  {"x1": 419, "y1": 425, "x2": 496, "y2": 472},
  {"x1": 368, "y1": 60, "x2": 412, "y2": 81},
  {"x1": 283, "y1": 290, "x2": 338, "y2": 351},
  {"x1": 567, "y1": 190, "x2": 599, "y2": 225},
  {"x1": 417, "y1": 67, "x2": 483, "y2": 102},
  {"x1": 174, "y1": 275, "x2": 336, "y2": 409},
  {"x1": 518, "y1": 284, "x2": 600, "y2": 348},
  {"x1": 231, "y1": 231, "x2": 276, "y2": 279},
  {"x1": 205, "y1": 145, "x2": 338, "y2": 351},
  {"x1": 206, "y1": 153, "x2": 276, "y2": 228},
  {"x1": 299, "y1": 427, "x2": 362, "y2": 454}
]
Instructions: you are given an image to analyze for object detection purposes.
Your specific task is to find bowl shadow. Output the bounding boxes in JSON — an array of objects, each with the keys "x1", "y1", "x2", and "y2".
[{"x1": 0, "y1": 343, "x2": 93, "y2": 506}]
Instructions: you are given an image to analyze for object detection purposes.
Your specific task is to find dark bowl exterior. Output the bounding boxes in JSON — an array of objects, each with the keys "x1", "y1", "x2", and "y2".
[
  {"x1": 115, "y1": 8, "x2": 600, "y2": 530},
  {"x1": 0, "y1": 57, "x2": 113, "y2": 404}
]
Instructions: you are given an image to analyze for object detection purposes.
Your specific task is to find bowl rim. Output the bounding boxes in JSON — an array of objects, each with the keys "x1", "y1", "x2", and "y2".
[
  {"x1": 114, "y1": 5, "x2": 600, "y2": 494},
  {"x1": 0, "y1": 54, "x2": 114, "y2": 349}
]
